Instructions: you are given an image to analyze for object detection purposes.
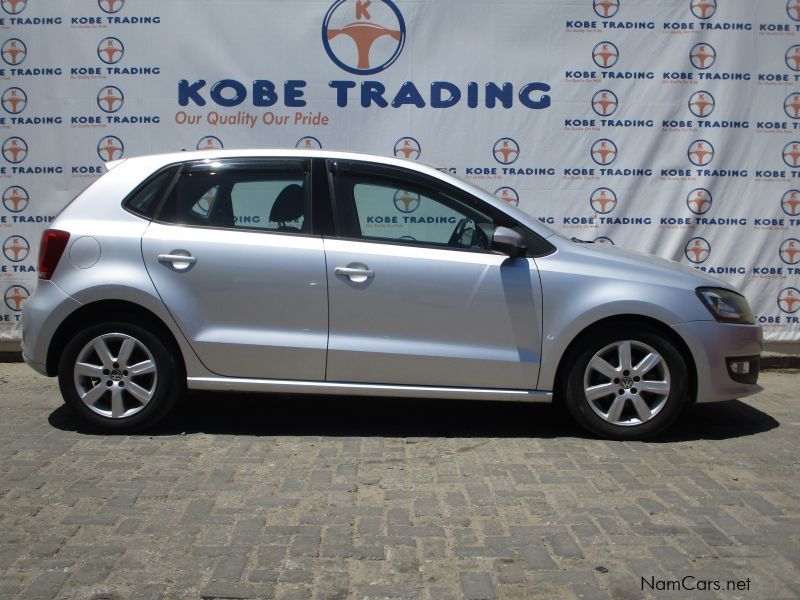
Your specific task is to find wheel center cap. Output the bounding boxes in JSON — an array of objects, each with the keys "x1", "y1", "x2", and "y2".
[
  {"x1": 620, "y1": 376, "x2": 634, "y2": 389},
  {"x1": 110, "y1": 369, "x2": 123, "y2": 382}
]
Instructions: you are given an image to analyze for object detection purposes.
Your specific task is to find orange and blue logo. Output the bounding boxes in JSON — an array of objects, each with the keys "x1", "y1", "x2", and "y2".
[
  {"x1": 296, "y1": 136, "x2": 322, "y2": 149},
  {"x1": 785, "y1": 93, "x2": 800, "y2": 119},
  {"x1": 0, "y1": 0, "x2": 26, "y2": 15},
  {"x1": 2, "y1": 185, "x2": 28, "y2": 212},
  {"x1": 688, "y1": 91, "x2": 714, "y2": 118},
  {"x1": 593, "y1": 0, "x2": 619, "y2": 19},
  {"x1": 782, "y1": 141, "x2": 800, "y2": 168},
  {"x1": 1, "y1": 87, "x2": 26, "y2": 114},
  {"x1": 690, "y1": 43, "x2": 715, "y2": 70},
  {"x1": 2, "y1": 234, "x2": 29, "y2": 262},
  {"x1": 591, "y1": 139, "x2": 617, "y2": 166},
  {"x1": 394, "y1": 137, "x2": 420, "y2": 160},
  {"x1": 592, "y1": 41, "x2": 619, "y2": 69},
  {"x1": 686, "y1": 188, "x2": 712, "y2": 215},
  {"x1": 780, "y1": 238, "x2": 800, "y2": 264},
  {"x1": 97, "y1": 37, "x2": 125, "y2": 65},
  {"x1": 688, "y1": 140, "x2": 713, "y2": 166},
  {"x1": 781, "y1": 190, "x2": 800, "y2": 216},
  {"x1": 494, "y1": 187, "x2": 519, "y2": 207},
  {"x1": 97, "y1": 86, "x2": 124, "y2": 113},
  {"x1": 590, "y1": 187, "x2": 617, "y2": 214},
  {"x1": 778, "y1": 287, "x2": 800, "y2": 313},
  {"x1": 594, "y1": 236, "x2": 614, "y2": 245},
  {"x1": 322, "y1": 0, "x2": 406, "y2": 75},
  {"x1": 197, "y1": 136, "x2": 223, "y2": 150},
  {"x1": 393, "y1": 190, "x2": 420, "y2": 213},
  {"x1": 789, "y1": 0, "x2": 800, "y2": 22},
  {"x1": 690, "y1": 0, "x2": 716, "y2": 19},
  {"x1": 685, "y1": 237, "x2": 711, "y2": 264},
  {"x1": 493, "y1": 138, "x2": 519, "y2": 165},
  {"x1": 786, "y1": 46, "x2": 800, "y2": 72},
  {"x1": 97, "y1": 135, "x2": 124, "y2": 161},
  {"x1": 2, "y1": 136, "x2": 27, "y2": 163},
  {"x1": 1, "y1": 38, "x2": 26, "y2": 66},
  {"x1": 3, "y1": 284, "x2": 28, "y2": 311},
  {"x1": 592, "y1": 89, "x2": 618, "y2": 117},
  {"x1": 98, "y1": 0, "x2": 125, "y2": 14}
]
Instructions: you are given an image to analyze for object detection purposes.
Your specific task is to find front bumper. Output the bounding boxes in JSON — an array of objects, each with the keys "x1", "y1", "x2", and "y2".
[
  {"x1": 672, "y1": 320, "x2": 763, "y2": 403},
  {"x1": 22, "y1": 280, "x2": 82, "y2": 376}
]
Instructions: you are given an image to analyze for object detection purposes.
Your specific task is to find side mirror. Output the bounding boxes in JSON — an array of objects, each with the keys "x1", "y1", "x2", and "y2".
[{"x1": 492, "y1": 226, "x2": 527, "y2": 258}]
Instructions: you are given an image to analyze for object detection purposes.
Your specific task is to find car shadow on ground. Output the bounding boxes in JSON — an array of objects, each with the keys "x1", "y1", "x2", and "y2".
[{"x1": 48, "y1": 393, "x2": 779, "y2": 442}]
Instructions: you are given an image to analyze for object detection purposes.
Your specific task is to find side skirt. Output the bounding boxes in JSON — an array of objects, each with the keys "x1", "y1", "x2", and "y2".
[{"x1": 187, "y1": 377, "x2": 553, "y2": 403}]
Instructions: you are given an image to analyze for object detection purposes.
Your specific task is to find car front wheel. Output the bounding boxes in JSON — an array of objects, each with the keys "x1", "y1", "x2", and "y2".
[
  {"x1": 58, "y1": 321, "x2": 181, "y2": 432},
  {"x1": 564, "y1": 325, "x2": 689, "y2": 440}
]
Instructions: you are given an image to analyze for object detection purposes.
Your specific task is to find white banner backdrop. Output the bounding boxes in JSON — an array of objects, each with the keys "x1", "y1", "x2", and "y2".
[{"x1": 1, "y1": 0, "x2": 799, "y2": 344}]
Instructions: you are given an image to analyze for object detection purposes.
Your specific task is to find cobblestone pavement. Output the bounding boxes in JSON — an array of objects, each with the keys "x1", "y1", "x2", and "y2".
[{"x1": 0, "y1": 363, "x2": 798, "y2": 600}]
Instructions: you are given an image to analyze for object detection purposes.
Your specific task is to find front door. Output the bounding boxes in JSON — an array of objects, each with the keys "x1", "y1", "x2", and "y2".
[{"x1": 324, "y1": 162, "x2": 542, "y2": 390}]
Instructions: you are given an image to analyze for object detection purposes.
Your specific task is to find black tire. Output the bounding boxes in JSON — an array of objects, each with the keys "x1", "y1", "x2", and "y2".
[
  {"x1": 563, "y1": 324, "x2": 688, "y2": 440},
  {"x1": 58, "y1": 321, "x2": 182, "y2": 432}
]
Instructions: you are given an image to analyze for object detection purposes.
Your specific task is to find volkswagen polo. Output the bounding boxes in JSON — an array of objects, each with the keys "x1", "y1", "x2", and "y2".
[{"x1": 22, "y1": 150, "x2": 762, "y2": 439}]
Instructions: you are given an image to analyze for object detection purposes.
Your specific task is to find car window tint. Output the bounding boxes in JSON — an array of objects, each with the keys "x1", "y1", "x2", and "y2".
[
  {"x1": 337, "y1": 173, "x2": 494, "y2": 251},
  {"x1": 123, "y1": 167, "x2": 176, "y2": 219},
  {"x1": 169, "y1": 169, "x2": 307, "y2": 233},
  {"x1": 230, "y1": 180, "x2": 304, "y2": 231}
]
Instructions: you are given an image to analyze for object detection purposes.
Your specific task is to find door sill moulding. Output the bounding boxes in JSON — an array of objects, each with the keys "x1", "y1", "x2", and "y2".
[{"x1": 187, "y1": 377, "x2": 553, "y2": 403}]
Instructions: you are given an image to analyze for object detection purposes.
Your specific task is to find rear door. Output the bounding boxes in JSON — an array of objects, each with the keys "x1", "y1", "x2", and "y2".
[{"x1": 141, "y1": 158, "x2": 328, "y2": 379}]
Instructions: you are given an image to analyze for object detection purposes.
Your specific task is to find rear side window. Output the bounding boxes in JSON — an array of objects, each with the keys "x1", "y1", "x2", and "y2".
[
  {"x1": 123, "y1": 167, "x2": 178, "y2": 219},
  {"x1": 156, "y1": 161, "x2": 309, "y2": 233}
]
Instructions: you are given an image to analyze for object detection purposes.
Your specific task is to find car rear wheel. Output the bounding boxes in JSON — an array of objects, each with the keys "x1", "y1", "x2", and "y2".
[
  {"x1": 58, "y1": 321, "x2": 181, "y2": 432},
  {"x1": 563, "y1": 325, "x2": 688, "y2": 440}
]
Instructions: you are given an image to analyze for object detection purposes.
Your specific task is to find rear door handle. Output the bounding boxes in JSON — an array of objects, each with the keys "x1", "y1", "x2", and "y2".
[
  {"x1": 158, "y1": 252, "x2": 197, "y2": 271},
  {"x1": 158, "y1": 254, "x2": 197, "y2": 264}
]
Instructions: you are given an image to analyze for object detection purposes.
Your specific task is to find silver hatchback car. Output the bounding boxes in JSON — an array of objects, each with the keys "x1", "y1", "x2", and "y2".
[{"x1": 22, "y1": 150, "x2": 762, "y2": 439}]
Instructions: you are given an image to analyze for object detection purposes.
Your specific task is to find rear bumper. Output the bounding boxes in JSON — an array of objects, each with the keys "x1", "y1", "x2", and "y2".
[
  {"x1": 21, "y1": 280, "x2": 82, "y2": 376},
  {"x1": 672, "y1": 321, "x2": 763, "y2": 403}
]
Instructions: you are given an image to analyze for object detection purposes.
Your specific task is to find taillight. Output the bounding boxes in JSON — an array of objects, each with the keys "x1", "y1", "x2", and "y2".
[{"x1": 38, "y1": 229, "x2": 70, "y2": 280}]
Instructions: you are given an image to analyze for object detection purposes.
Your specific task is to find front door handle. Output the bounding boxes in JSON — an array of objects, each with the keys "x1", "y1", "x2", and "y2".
[{"x1": 334, "y1": 265, "x2": 374, "y2": 283}]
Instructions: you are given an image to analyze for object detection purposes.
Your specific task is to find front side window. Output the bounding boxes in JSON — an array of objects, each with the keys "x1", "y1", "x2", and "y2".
[
  {"x1": 157, "y1": 160, "x2": 308, "y2": 233},
  {"x1": 334, "y1": 168, "x2": 495, "y2": 251}
]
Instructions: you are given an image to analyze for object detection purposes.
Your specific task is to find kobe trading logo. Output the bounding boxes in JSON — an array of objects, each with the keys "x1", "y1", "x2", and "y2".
[
  {"x1": 2, "y1": 185, "x2": 29, "y2": 212},
  {"x1": 592, "y1": 41, "x2": 618, "y2": 69},
  {"x1": 687, "y1": 139, "x2": 713, "y2": 166},
  {"x1": 393, "y1": 190, "x2": 420, "y2": 213},
  {"x1": 493, "y1": 138, "x2": 519, "y2": 165},
  {"x1": 592, "y1": 90, "x2": 618, "y2": 117},
  {"x1": 782, "y1": 190, "x2": 800, "y2": 216},
  {"x1": 686, "y1": 188, "x2": 712, "y2": 215},
  {"x1": 296, "y1": 136, "x2": 322, "y2": 149},
  {"x1": 685, "y1": 237, "x2": 711, "y2": 264},
  {"x1": 97, "y1": 135, "x2": 124, "y2": 161},
  {"x1": 4, "y1": 284, "x2": 29, "y2": 312},
  {"x1": 1, "y1": 0, "x2": 26, "y2": 16},
  {"x1": 593, "y1": 0, "x2": 619, "y2": 18},
  {"x1": 1, "y1": 87, "x2": 27, "y2": 114},
  {"x1": 780, "y1": 238, "x2": 800, "y2": 265},
  {"x1": 690, "y1": 0, "x2": 717, "y2": 19},
  {"x1": 97, "y1": 37, "x2": 125, "y2": 65},
  {"x1": 494, "y1": 187, "x2": 519, "y2": 207},
  {"x1": 1, "y1": 38, "x2": 26, "y2": 66},
  {"x1": 97, "y1": 86, "x2": 124, "y2": 113},
  {"x1": 782, "y1": 141, "x2": 800, "y2": 168},
  {"x1": 590, "y1": 139, "x2": 617, "y2": 166},
  {"x1": 688, "y1": 91, "x2": 714, "y2": 118},
  {"x1": 98, "y1": 0, "x2": 125, "y2": 14},
  {"x1": 197, "y1": 135, "x2": 223, "y2": 150},
  {"x1": 3, "y1": 234, "x2": 29, "y2": 262},
  {"x1": 590, "y1": 187, "x2": 617, "y2": 214},
  {"x1": 322, "y1": 0, "x2": 406, "y2": 75},
  {"x1": 394, "y1": 137, "x2": 420, "y2": 160},
  {"x1": 2, "y1": 136, "x2": 27, "y2": 163},
  {"x1": 778, "y1": 287, "x2": 800, "y2": 314}
]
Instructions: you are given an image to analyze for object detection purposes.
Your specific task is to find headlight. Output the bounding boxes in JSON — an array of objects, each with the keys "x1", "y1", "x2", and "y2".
[{"x1": 695, "y1": 287, "x2": 755, "y2": 324}]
